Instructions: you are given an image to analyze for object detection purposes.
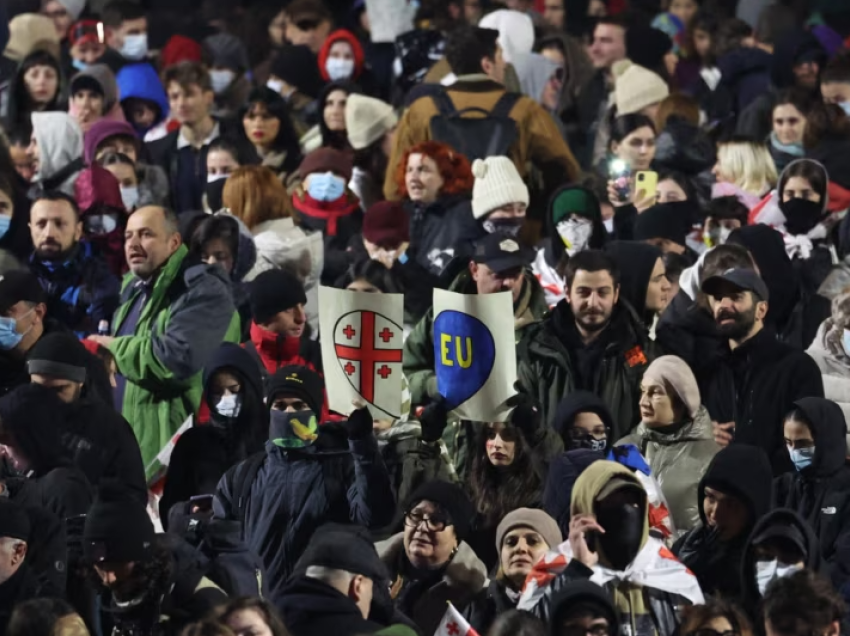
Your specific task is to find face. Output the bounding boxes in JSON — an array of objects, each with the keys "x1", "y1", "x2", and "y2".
[
  {"x1": 93, "y1": 562, "x2": 138, "y2": 600},
  {"x1": 225, "y1": 608, "x2": 273, "y2": 636},
  {"x1": 207, "y1": 149, "x2": 239, "y2": 178},
  {"x1": 501, "y1": 528, "x2": 549, "y2": 587},
  {"x1": 0, "y1": 190, "x2": 14, "y2": 219},
  {"x1": 260, "y1": 304, "x2": 306, "y2": 338},
  {"x1": 329, "y1": 40, "x2": 354, "y2": 62},
  {"x1": 167, "y1": 82, "x2": 213, "y2": 126},
  {"x1": 693, "y1": 29, "x2": 712, "y2": 60},
  {"x1": 30, "y1": 198, "x2": 82, "y2": 260},
  {"x1": 96, "y1": 136, "x2": 138, "y2": 164},
  {"x1": 482, "y1": 46, "x2": 506, "y2": 84},
  {"x1": 566, "y1": 270, "x2": 619, "y2": 334},
  {"x1": 30, "y1": 374, "x2": 83, "y2": 403},
  {"x1": 405, "y1": 153, "x2": 445, "y2": 204},
  {"x1": 127, "y1": 99, "x2": 157, "y2": 129},
  {"x1": 639, "y1": 378, "x2": 680, "y2": 426},
  {"x1": 201, "y1": 237, "x2": 235, "y2": 275},
  {"x1": 2, "y1": 301, "x2": 44, "y2": 352},
  {"x1": 703, "y1": 486, "x2": 749, "y2": 541},
  {"x1": 588, "y1": 24, "x2": 626, "y2": 69},
  {"x1": 470, "y1": 262, "x2": 524, "y2": 302},
  {"x1": 542, "y1": 70, "x2": 564, "y2": 110},
  {"x1": 821, "y1": 81, "x2": 850, "y2": 105},
  {"x1": 324, "y1": 89, "x2": 348, "y2": 132},
  {"x1": 243, "y1": 104, "x2": 281, "y2": 147},
  {"x1": 784, "y1": 417, "x2": 814, "y2": 452},
  {"x1": 485, "y1": 422, "x2": 517, "y2": 466},
  {"x1": 669, "y1": 0, "x2": 698, "y2": 26},
  {"x1": 543, "y1": 0, "x2": 565, "y2": 28},
  {"x1": 793, "y1": 61, "x2": 819, "y2": 90},
  {"x1": 612, "y1": 127, "x2": 656, "y2": 171},
  {"x1": 109, "y1": 17, "x2": 147, "y2": 50},
  {"x1": 0, "y1": 540, "x2": 27, "y2": 586},
  {"x1": 24, "y1": 65, "x2": 59, "y2": 105},
  {"x1": 645, "y1": 258, "x2": 671, "y2": 313},
  {"x1": 403, "y1": 500, "x2": 458, "y2": 568},
  {"x1": 124, "y1": 207, "x2": 181, "y2": 278},
  {"x1": 773, "y1": 104, "x2": 806, "y2": 146},
  {"x1": 708, "y1": 287, "x2": 766, "y2": 341},
  {"x1": 42, "y1": 0, "x2": 73, "y2": 38},
  {"x1": 346, "y1": 278, "x2": 382, "y2": 293},
  {"x1": 270, "y1": 395, "x2": 312, "y2": 412},
  {"x1": 656, "y1": 178, "x2": 687, "y2": 204},
  {"x1": 782, "y1": 175, "x2": 821, "y2": 204},
  {"x1": 464, "y1": 0, "x2": 483, "y2": 23},
  {"x1": 71, "y1": 39, "x2": 105, "y2": 64},
  {"x1": 559, "y1": 615, "x2": 611, "y2": 636},
  {"x1": 209, "y1": 370, "x2": 241, "y2": 405},
  {"x1": 269, "y1": 10, "x2": 287, "y2": 47},
  {"x1": 104, "y1": 162, "x2": 138, "y2": 187},
  {"x1": 10, "y1": 144, "x2": 34, "y2": 183},
  {"x1": 72, "y1": 89, "x2": 105, "y2": 128}
]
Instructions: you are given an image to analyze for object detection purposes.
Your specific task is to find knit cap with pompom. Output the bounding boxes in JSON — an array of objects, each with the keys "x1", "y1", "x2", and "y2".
[
  {"x1": 613, "y1": 59, "x2": 669, "y2": 116},
  {"x1": 471, "y1": 156, "x2": 529, "y2": 220}
]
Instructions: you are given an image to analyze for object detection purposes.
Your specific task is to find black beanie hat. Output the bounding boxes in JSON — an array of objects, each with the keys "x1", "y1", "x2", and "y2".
[
  {"x1": 27, "y1": 332, "x2": 89, "y2": 383},
  {"x1": 267, "y1": 365, "x2": 324, "y2": 415},
  {"x1": 626, "y1": 25, "x2": 673, "y2": 71},
  {"x1": 249, "y1": 269, "x2": 308, "y2": 325},
  {"x1": 270, "y1": 45, "x2": 324, "y2": 99},
  {"x1": 633, "y1": 202, "x2": 693, "y2": 247},
  {"x1": 406, "y1": 480, "x2": 475, "y2": 541},
  {"x1": 83, "y1": 482, "x2": 155, "y2": 564},
  {"x1": 0, "y1": 499, "x2": 30, "y2": 542}
]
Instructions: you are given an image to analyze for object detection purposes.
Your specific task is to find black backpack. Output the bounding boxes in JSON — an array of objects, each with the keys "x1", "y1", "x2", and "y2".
[{"x1": 428, "y1": 90, "x2": 521, "y2": 162}]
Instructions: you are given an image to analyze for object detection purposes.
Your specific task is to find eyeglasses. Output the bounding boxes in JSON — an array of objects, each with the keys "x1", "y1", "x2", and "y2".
[{"x1": 404, "y1": 509, "x2": 450, "y2": 532}]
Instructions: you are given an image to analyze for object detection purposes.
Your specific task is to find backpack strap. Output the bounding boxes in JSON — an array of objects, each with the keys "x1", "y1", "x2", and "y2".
[
  {"x1": 431, "y1": 90, "x2": 459, "y2": 117},
  {"x1": 489, "y1": 92, "x2": 521, "y2": 119},
  {"x1": 231, "y1": 452, "x2": 266, "y2": 525}
]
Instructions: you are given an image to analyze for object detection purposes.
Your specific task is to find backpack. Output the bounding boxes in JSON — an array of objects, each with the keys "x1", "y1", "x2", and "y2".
[{"x1": 428, "y1": 90, "x2": 521, "y2": 162}]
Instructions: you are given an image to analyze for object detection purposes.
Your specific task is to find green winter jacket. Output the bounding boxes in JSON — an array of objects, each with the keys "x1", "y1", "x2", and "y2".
[
  {"x1": 403, "y1": 269, "x2": 549, "y2": 406},
  {"x1": 109, "y1": 245, "x2": 240, "y2": 480},
  {"x1": 517, "y1": 300, "x2": 659, "y2": 441}
]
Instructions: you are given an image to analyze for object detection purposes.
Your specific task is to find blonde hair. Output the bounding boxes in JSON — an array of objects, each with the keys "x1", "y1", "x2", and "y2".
[
  {"x1": 222, "y1": 165, "x2": 290, "y2": 230},
  {"x1": 716, "y1": 140, "x2": 777, "y2": 195}
]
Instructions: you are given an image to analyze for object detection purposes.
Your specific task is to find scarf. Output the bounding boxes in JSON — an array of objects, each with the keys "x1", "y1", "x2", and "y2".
[
  {"x1": 783, "y1": 222, "x2": 828, "y2": 260},
  {"x1": 292, "y1": 192, "x2": 359, "y2": 236},
  {"x1": 769, "y1": 132, "x2": 804, "y2": 158}
]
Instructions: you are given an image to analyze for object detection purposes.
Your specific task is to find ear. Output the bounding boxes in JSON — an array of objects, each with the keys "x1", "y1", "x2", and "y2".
[
  {"x1": 348, "y1": 574, "x2": 365, "y2": 602},
  {"x1": 168, "y1": 231, "x2": 182, "y2": 253},
  {"x1": 11, "y1": 542, "x2": 27, "y2": 567},
  {"x1": 480, "y1": 56, "x2": 493, "y2": 76},
  {"x1": 468, "y1": 260, "x2": 478, "y2": 279},
  {"x1": 756, "y1": 299, "x2": 768, "y2": 321},
  {"x1": 613, "y1": 284, "x2": 620, "y2": 304},
  {"x1": 34, "y1": 303, "x2": 47, "y2": 322},
  {"x1": 74, "y1": 220, "x2": 83, "y2": 242},
  {"x1": 827, "y1": 621, "x2": 841, "y2": 636}
]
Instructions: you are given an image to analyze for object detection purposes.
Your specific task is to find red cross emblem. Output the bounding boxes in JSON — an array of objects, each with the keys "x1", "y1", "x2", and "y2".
[{"x1": 446, "y1": 622, "x2": 460, "y2": 636}]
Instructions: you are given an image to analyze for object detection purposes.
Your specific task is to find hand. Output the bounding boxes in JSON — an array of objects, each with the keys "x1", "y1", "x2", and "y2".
[
  {"x1": 507, "y1": 393, "x2": 541, "y2": 441},
  {"x1": 87, "y1": 335, "x2": 115, "y2": 347},
  {"x1": 569, "y1": 514, "x2": 604, "y2": 568},
  {"x1": 607, "y1": 180, "x2": 631, "y2": 208},
  {"x1": 419, "y1": 397, "x2": 449, "y2": 443},
  {"x1": 345, "y1": 399, "x2": 374, "y2": 440},
  {"x1": 712, "y1": 421, "x2": 735, "y2": 447},
  {"x1": 373, "y1": 419, "x2": 393, "y2": 433}
]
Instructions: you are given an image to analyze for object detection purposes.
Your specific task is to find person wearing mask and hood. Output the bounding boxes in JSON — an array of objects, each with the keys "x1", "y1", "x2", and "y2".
[
  {"x1": 604, "y1": 241, "x2": 671, "y2": 331},
  {"x1": 511, "y1": 52, "x2": 566, "y2": 138},
  {"x1": 115, "y1": 62, "x2": 170, "y2": 142},
  {"x1": 470, "y1": 156, "x2": 528, "y2": 240},
  {"x1": 533, "y1": 186, "x2": 608, "y2": 308},
  {"x1": 806, "y1": 291, "x2": 850, "y2": 425},
  {"x1": 522, "y1": 460, "x2": 704, "y2": 635},
  {"x1": 28, "y1": 111, "x2": 84, "y2": 198},
  {"x1": 618, "y1": 355, "x2": 720, "y2": 534},
  {"x1": 68, "y1": 63, "x2": 124, "y2": 134},
  {"x1": 74, "y1": 162, "x2": 129, "y2": 278},
  {"x1": 203, "y1": 33, "x2": 252, "y2": 121},
  {"x1": 774, "y1": 398, "x2": 850, "y2": 592},
  {"x1": 160, "y1": 343, "x2": 268, "y2": 527},
  {"x1": 673, "y1": 445, "x2": 773, "y2": 597},
  {"x1": 317, "y1": 29, "x2": 377, "y2": 95}
]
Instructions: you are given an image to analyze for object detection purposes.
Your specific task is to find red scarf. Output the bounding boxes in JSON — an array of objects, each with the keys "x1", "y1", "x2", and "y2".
[{"x1": 291, "y1": 192, "x2": 359, "y2": 236}]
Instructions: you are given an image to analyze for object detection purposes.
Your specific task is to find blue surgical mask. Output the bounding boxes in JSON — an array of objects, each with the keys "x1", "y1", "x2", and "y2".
[
  {"x1": 307, "y1": 172, "x2": 346, "y2": 202},
  {"x1": 325, "y1": 57, "x2": 355, "y2": 81},
  {"x1": 72, "y1": 58, "x2": 90, "y2": 72},
  {"x1": 0, "y1": 216, "x2": 10, "y2": 240},
  {"x1": 789, "y1": 446, "x2": 815, "y2": 471},
  {"x1": 0, "y1": 308, "x2": 34, "y2": 351},
  {"x1": 840, "y1": 102, "x2": 850, "y2": 117},
  {"x1": 215, "y1": 394, "x2": 242, "y2": 419},
  {"x1": 120, "y1": 33, "x2": 148, "y2": 61},
  {"x1": 210, "y1": 69, "x2": 235, "y2": 95},
  {"x1": 843, "y1": 329, "x2": 850, "y2": 357},
  {"x1": 120, "y1": 186, "x2": 139, "y2": 212}
]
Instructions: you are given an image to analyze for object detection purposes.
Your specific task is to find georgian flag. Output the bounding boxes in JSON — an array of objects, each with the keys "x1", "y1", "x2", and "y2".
[{"x1": 435, "y1": 602, "x2": 480, "y2": 636}]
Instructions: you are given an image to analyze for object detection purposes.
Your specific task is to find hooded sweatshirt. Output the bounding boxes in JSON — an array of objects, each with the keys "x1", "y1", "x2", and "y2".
[
  {"x1": 31, "y1": 112, "x2": 84, "y2": 197},
  {"x1": 68, "y1": 63, "x2": 125, "y2": 132},
  {"x1": 115, "y1": 62, "x2": 170, "y2": 136},
  {"x1": 511, "y1": 52, "x2": 560, "y2": 106},
  {"x1": 604, "y1": 241, "x2": 663, "y2": 324}
]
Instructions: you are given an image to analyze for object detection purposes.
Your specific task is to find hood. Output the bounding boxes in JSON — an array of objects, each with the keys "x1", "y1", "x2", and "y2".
[
  {"x1": 604, "y1": 241, "x2": 663, "y2": 319},
  {"x1": 317, "y1": 29, "x2": 365, "y2": 82},
  {"x1": 771, "y1": 29, "x2": 826, "y2": 89},
  {"x1": 716, "y1": 46, "x2": 772, "y2": 82},
  {"x1": 551, "y1": 391, "x2": 616, "y2": 443},
  {"x1": 543, "y1": 449, "x2": 605, "y2": 534},
  {"x1": 778, "y1": 158, "x2": 830, "y2": 216},
  {"x1": 115, "y1": 63, "x2": 170, "y2": 126},
  {"x1": 250, "y1": 218, "x2": 324, "y2": 289},
  {"x1": 478, "y1": 9, "x2": 534, "y2": 64},
  {"x1": 202, "y1": 342, "x2": 264, "y2": 404},
  {"x1": 792, "y1": 397, "x2": 847, "y2": 477},
  {"x1": 678, "y1": 249, "x2": 711, "y2": 301},
  {"x1": 32, "y1": 112, "x2": 84, "y2": 183},
  {"x1": 211, "y1": 212, "x2": 257, "y2": 284},
  {"x1": 550, "y1": 580, "x2": 619, "y2": 636},
  {"x1": 74, "y1": 164, "x2": 125, "y2": 213},
  {"x1": 808, "y1": 139, "x2": 850, "y2": 192},
  {"x1": 84, "y1": 119, "x2": 139, "y2": 165},
  {"x1": 511, "y1": 52, "x2": 560, "y2": 104},
  {"x1": 546, "y1": 185, "x2": 606, "y2": 265},
  {"x1": 697, "y1": 445, "x2": 773, "y2": 530},
  {"x1": 70, "y1": 64, "x2": 118, "y2": 110}
]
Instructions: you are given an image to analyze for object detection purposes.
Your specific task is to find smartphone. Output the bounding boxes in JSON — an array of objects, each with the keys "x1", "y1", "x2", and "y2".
[
  {"x1": 189, "y1": 494, "x2": 214, "y2": 512},
  {"x1": 635, "y1": 170, "x2": 658, "y2": 201},
  {"x1": 585, "y1": 529, "x2": 599, "y2": 553},
  {"x1": 609, "y1": 159, "x2": 631, "y2": 203}
]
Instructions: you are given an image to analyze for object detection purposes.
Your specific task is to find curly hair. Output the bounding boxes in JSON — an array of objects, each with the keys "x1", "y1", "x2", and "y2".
[{"x1": 394, "y1": 141, "x2": 474, "y2": 199}]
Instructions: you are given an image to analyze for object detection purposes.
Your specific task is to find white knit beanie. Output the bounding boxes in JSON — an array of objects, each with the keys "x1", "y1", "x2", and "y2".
[
  {"x1": 613, "y1": 59, "x2": 670, "y2": 115},
  {"x1": 471, "y1": 157, "x2": 529, "y2": 219},
  {"x1": 345, "y1": 94, "x2": 398, "y2": 151}
]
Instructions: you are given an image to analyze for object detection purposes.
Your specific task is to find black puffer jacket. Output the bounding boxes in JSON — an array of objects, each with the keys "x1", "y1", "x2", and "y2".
[
  {"x1": 604, "y1": 241, "x2": 663, "y2": 326},
  {"x1": 655, "y1": 290, "x2": 724, "y2": 383}
]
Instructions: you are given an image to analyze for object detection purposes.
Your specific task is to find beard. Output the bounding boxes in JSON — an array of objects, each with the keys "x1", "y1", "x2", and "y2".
[
  {"x1": 35, "y1": 240, "x2": 74, "y2": 262},
  {"x1": 575, "y1": 306, "x2": 612, "y2": 333},
  {"x1": 715, "y1": 305, "x2": 756, "y2": 340}
]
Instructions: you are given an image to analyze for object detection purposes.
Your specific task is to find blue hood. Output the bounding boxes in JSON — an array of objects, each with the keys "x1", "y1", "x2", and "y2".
[{"x1": 116, "y1": 63, "x2": 169, "y2": 126}]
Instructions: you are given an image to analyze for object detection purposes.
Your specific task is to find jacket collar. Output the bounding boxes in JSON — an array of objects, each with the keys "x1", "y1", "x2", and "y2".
[{"x1": 450, "y1": 77, "x2": 505, "y2": 93}]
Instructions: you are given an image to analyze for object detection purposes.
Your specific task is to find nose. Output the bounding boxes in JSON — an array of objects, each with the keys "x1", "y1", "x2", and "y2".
[
  {"x1": 293, "y1": 306, "x2": 306, "y2": 324},
  {"x1": 639, "y1": 392, "x2": 651, "y2": 408}
]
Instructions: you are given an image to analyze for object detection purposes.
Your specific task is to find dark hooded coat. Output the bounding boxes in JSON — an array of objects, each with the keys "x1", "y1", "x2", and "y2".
[{"x1": 604, "y1": 241, "x2": 663, "y2": 327}]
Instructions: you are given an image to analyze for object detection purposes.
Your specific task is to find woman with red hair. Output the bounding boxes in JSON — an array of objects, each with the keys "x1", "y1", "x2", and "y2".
[{"x1": 396, "y1": 141, "x2": 482, "y2": 278}]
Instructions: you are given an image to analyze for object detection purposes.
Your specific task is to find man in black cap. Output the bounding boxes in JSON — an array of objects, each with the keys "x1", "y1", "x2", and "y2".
[
  {"x1": 279, "y1": 524, "x2": 389, "y2": 636},
  {"x1": 28, "y1": 333, "x2": 147, "y2": 503},
  {"x1": 0, "y1": 269, "x2": 52, "y2": 394},
  {"x1": 549, "y1": 580, "x2": 620, "y2": 636},
  {"x1": 404, "y1": 233, "x2": 548, "y2": 406},
  {"x1": 699, "y1": 268, "x2": 823, "y2": 472},
  {"x1": 0, "y1": 498, "x2": 41, "y2": 632},
  {"x1": 213, "y1": 365, "x2": 394, "y2": 609},
  {"x1": 246, "y1": 268, "x2": 321, "y2": 386}
]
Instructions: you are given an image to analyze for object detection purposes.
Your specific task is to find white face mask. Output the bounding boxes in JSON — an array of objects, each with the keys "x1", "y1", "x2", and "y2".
[
  {"x1": 556, "y1": 217, "x2": 593, "y2": 256},
  {"x1": 207, "y1": 173, "x2": 229, "y2": 184},
  {"x1": 325, "y1": 57, "x2": 355, "y2": 81},
  {"x1": 718, "y1": 226, "x2": 732, "y2": 244},
  {"x1": 210, "y1": 69, "x2": 236, "y2": 95},
  {"x1": 120, "y1": 186, "x2": 139, "y2": 212},
  {"x1": 266, "y1": 79, "x2": 284, "y2": 94},
  {"x1": 756, "y1": 559, "x2": 803, "y2": 595},
  {"x1": 215, "y1": 394, "x2": 242, "y2": 419},
  {"x1": 120, "y1": 33, "x2": 148, "y2": 61}
]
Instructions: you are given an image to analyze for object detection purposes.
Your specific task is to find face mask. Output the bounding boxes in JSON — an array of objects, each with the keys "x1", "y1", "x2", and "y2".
[
  {"x1": 210, "y1": 69, "x2": 236, "y2": 95},
  {"x1": 325, "y1": 57, "x2": 355, "y2": 81},
  {"x1": 0, "y1": 216, "x2": 10, "y2": 240},
  {"x1": 72, "y1": 58, "x2": 89, "y2": 71},
  {"x1": 596, "y1": 502, "x2": 644, "y2": 571},
  {"x1": 269, "y1": 410, "x2": 318, "y2": 448},
  {"x1": 840, "y1": 102, "x2": 850, "y2": 117},
  {"x1": 120, "y1": 33, "x2": 148, "y2": 61},
  {"x1": 843, "y1": 329, "x2": 850, "y2": 357},
  {"x1": 371, "y1": 248, "x2": 397, "y2": 263},
  {"x1": 789, "y1": 446, "x2": 815, "y2": 472},
  {"x1": 719, "y1": 226, "x2": 732, "y2": 244},
  {"x1": 84, "y1": 213, "x2": 120, "y2": 236},
  {"x1": 307, "y1": 172, "x2": 346, "y2": 202},
  {"x1": 756, "y1": 559, "x2": 803, "y2": 595},
  {"x1": 120, "y1": 186, "x2": 139, "y2": 212},
  {"x1": 568, "y1": 431, "x2": 608, "y2": 452},
  {"x1": 215, "y1": 394, "x2": 242, "y2": 419},
  {"x1": 482, "y1": 218, "x2": 523, "y2": 237},
  {"x1": 207, "y1": 173, "x2": 229, "y2": 184},
  {"x1": 0, "y1": 308, "x2": 34, "y2": 351},
  {"x1": 782, "y1": 198, "x2": 824, "y2": 236},
  {"x1": 266, "y1": 79, "x2": 284, "y2": 94},
  {"x1": 556, "y1": 217, "x2": 593, "y2": 256}
]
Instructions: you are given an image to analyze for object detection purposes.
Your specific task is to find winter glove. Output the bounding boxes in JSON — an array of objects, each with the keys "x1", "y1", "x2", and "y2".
[
  {"x1": 345, "y1": 405, "x2": 374, "y2": 440},
  {"x1": 507, "y1": 392, "x2": 542, "y2": 443},
  {"x1": 419, "y1": 396, "x2": 449, "y2": 443}
]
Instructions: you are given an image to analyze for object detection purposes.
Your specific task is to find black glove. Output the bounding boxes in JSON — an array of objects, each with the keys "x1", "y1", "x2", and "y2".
[
  {"x1": 507, "y1": 392, "x2": 542, "y2": 442},
  {"x1": 345, "y1": 406, "x2": 374, "y2": 440},
  {"x1": 419, "y1": 397, "x2": 449, "y2": 443}
]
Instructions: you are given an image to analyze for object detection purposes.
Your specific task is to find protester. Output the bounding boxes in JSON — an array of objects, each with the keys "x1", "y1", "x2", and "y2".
[
  {"x1": 345, "y1": 93, "x2": 396, "y2": 211},
  {"x1": 677, "y1": 601, "x2": 755, "y2": 636},
  {"x1": 806, "y1": 290, "x2": 850, "y2": 424},
  {"x1": 68, "y1": 64, "x2": 122, "y2": 134},
  {"x1": 7, "y1": 598, "x2": 90, "y2": 636},
  {"x1": 603, "y1": 241, "x2": 671, "y2": 328},
  {"x1": 29, "y1": 112, "x2": 85, "y2": 198},
  {"x1": 204, "y1": 33, "x2": 252, "y2": 121},
  {"x1": 239, "y1": 87, "x2": 303, "y2": 184},
  {"x1": 216, "y1": 597, "x2": 289, "y2": 636},
  {"x1": 0, "y1": 499, "x2": 44, "y2": 634},
  {"x1": 769, "y1": 87, "x2": 816, "y2": 173},
  {"x1": 761, "y1": 570, "x2": 845, "y2": 636},
  {"x1": 5, "y1": 48, "x2": 63, "y2": 136},
  {"x1": 712, "y1": 138, "x2": 777, "y2": 204}
]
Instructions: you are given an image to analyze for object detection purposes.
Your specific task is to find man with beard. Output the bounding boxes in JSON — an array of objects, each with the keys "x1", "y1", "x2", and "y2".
[
  {"x1": 700, "y1": 268, "x2": 823, "y2": 473},
  {"x1": 517, "y1": 249, "x2": 658, "y2": 440},
  {"x1": 28, "y1": 191, "x2": 120, "y2": 336}
]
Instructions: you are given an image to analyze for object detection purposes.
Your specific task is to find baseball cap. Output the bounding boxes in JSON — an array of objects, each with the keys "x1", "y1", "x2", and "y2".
[
  {"x1": 0, "y1": 270, "x2": 47, "y2": 315},
  {"x1": 701, "y1": 268, "x2": 769, "y2": 302},
  {"x1": 472, "y1": 234, "x2": 534, "y2": 274}
]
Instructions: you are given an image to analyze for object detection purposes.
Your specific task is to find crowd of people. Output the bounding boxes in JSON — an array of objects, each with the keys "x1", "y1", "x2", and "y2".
[{"x1": 0, "y1": 0, "x2": 850, "y2": 635}]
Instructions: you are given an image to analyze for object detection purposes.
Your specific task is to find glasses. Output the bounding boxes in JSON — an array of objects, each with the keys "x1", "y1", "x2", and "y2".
[{"x1": 405, "y1": 509, "x2": 450, "y2": 532}]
